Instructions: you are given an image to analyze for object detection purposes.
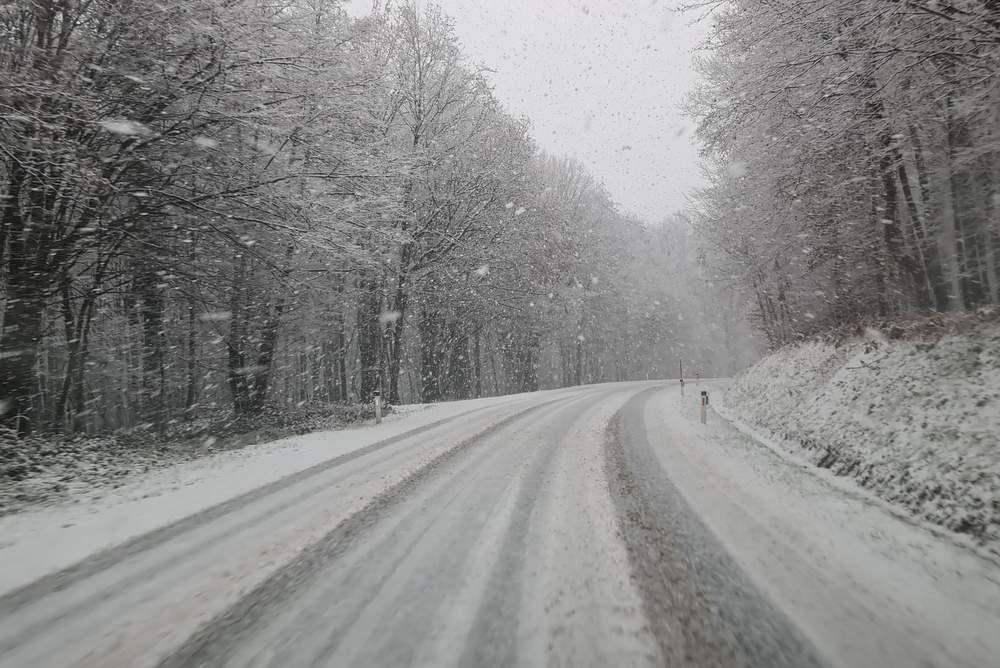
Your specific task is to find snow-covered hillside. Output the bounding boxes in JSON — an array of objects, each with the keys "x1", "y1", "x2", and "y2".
[{"x1": 720, "y1": 316, "x2": 1000, "y2": 554}]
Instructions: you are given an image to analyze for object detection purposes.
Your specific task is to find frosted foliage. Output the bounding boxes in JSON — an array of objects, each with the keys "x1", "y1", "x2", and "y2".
[
  {"x1": 690, "y1": 0, "x2": 1000, "y2": 345},
  {"x1": 0, "y1": 0, "x2": 752, "y2": 437}
]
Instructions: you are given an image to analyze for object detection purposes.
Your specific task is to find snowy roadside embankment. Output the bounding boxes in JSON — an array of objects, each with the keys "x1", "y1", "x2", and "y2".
[
  {"x1": 719, "y1": 317, "x2": 1000, "y2": 552},
  {"x1": 0, "y1": 403, "x2": 372, "y2": 516}
]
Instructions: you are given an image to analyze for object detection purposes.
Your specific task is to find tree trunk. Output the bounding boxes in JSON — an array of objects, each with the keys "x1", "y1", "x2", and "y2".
[
  {"x1": 489, "y1": 333, "x2": 501, "y2": 396},
  {"x1": 184, "y1": 297, "x2": 198, "y2": 415},
  {"x1": 248, "y1": 295, "x2": 286, "y2": 411},
  {"x1": 135, "y1": 265, "x2": 167, "y2": 431},
  {"x1": 0, "y1": 162, "x2": 45, "y2": 435},
  {"x1": 55, "y1": 278, "x2": 80, "y2": 430},
  {"x1": 322, "y1": 340, "x2": 336, "y2": 401},
  {"x1": 866, "y1": 89, "x2": 925, "y2": 311},
  {"x1": 356, "y1": 279, "x2": 382, "y2": 401},
  {"x1": 337, "y1": 326, "x2": 348, "y2": 403},
  {"x1": 473, "y1": 328, "x2": 482, "y2": 398},
  {"x1": 520, "y1": 331, "x2": 539, "y2": 392},
  {"x1": 558, "y1": 341, "x2": 571, "y2": 386},
  {"x1": 227, "y1": 255, "x2": 253, "y2": 414},
  {"x1": 0, "y1": 280, "x2": 46, "y2": 435},
  {"x1": 419, "y1": 308, "x2": 442, "y2": 403},
  {"x1": 877, "y1": 140, "x2": 916, "y2": 310},
  {"x1": 896, "y1": 157, "x2": 941, "y2": 310},
  {"x1": 387, "y1": 282, "x2": 407, "y2": 404},
  {"x1": 323, "y1": 290, "x2": 348, "y2": 403},
  {"x1": 447, "y1": 322, "x2": 471, "y2": 399},
  {"x1": 978, "y1": 157, "x2": 1000, "y2": 304},
  {"x1": 945, "y1": 108, "x2": 973, "y2": 311},
  {"x1": 574, "y1": 334, "x2": 583, "y2": 387},
  {"x1": 55, "y1": 278, "x2": 95, "y2": 432}
]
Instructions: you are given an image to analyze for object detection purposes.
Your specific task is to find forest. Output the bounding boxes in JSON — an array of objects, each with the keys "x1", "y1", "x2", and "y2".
[
  {"x1": 0, "y1": 0, "x2": 747, "y2": 436},
  {"x1": 690, "y1": 0, "x2": 1000, "y2": 347}
]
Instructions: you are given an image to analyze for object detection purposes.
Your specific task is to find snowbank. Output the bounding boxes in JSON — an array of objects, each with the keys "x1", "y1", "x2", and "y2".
[
  {"x1": 0, "y1": 403, "x2": 373, "y2": 515},
  {"x1": 720, "y1": 320, "x2": 1000, "y2": 551}
]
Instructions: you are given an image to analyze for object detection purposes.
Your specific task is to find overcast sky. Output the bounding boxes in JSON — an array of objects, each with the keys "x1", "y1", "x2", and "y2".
[{"x1": 345, "y1": 0, "x2": 710, "y2": 224}]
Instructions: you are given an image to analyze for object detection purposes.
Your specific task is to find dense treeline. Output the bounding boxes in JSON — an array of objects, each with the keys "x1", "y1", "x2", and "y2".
[
  {"x1": 1, "y1": 0, "x2": 746, "y2": 436},
  {"x1": 691, "y1": 0, "x2": 1000, "y2": 347}
]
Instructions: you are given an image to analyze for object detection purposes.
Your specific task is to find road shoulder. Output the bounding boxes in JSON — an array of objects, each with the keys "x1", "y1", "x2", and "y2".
[{"x1": 645, "y1": 382, "x2": 1000, "y2": 668}]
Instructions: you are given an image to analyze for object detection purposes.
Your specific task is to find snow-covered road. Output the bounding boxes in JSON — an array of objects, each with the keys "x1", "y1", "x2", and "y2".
[{"x1": 0, "y1": 382, "x2": 998, "y2": 667}]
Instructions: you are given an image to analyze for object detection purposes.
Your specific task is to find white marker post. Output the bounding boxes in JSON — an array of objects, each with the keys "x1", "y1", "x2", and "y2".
[
  {"x1": 373, "y1": 390, "x2": 383, "y2": 425},
  {"x1": 700, "y1": 390, "x2": 709, "y2": 424}
]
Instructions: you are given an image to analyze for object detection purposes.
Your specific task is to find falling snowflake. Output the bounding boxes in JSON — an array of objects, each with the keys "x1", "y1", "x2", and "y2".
[
  {"x1": 253, "y1": 139, "x2": 279, "y2": 155},
  {"x1": 727, "y1": 161, "x2": 747, "y2": 178},
  {"x1": 98, "y1": 119, "x2": 148, "y2": 135},
  {"x1": 193, "y1": 136, "x2": 219, "y2": 149}
]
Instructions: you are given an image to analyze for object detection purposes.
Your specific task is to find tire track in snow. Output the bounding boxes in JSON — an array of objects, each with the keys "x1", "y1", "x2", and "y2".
[
  {"x1": 290, "y1": 394, "x2": 592, "y2": 667},
  {"x1": 0, "y1": 399, "x2": 516, "y2": 619},
  {"x1": 155, "y1": 393, "x2": 578, "y2": 668},
  {"x1": 454, "y1": 402, "x2": 569, "y2": 668},
  {"x1": 604, "y1": 386, "x2": 827, "y2": 668}
]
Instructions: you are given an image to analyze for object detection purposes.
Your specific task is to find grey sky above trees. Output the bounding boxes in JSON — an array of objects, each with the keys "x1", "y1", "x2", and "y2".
[{"x1": 346, "y1": 0, "x2": 709, "y2": 222}]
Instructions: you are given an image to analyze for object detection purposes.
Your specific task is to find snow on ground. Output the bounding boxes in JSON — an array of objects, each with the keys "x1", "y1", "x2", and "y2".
[
  {"x1": 719, "y1": 320, "x2": 1000, "y2": 555},
  {"x1": 0, "y1": 404, "x2": 371, "y2": 514},
  {"x1": 649, "y1": 383, "x2": 1000, "y2": 668},
  {"x1": 0, "y1": 392, "x2": 536, "y2": 596}
]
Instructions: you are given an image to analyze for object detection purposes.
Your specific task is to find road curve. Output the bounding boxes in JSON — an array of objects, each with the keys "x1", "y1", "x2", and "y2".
[{"x1": 0, "y1": 381, "x2": 997, "y2": 667}]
